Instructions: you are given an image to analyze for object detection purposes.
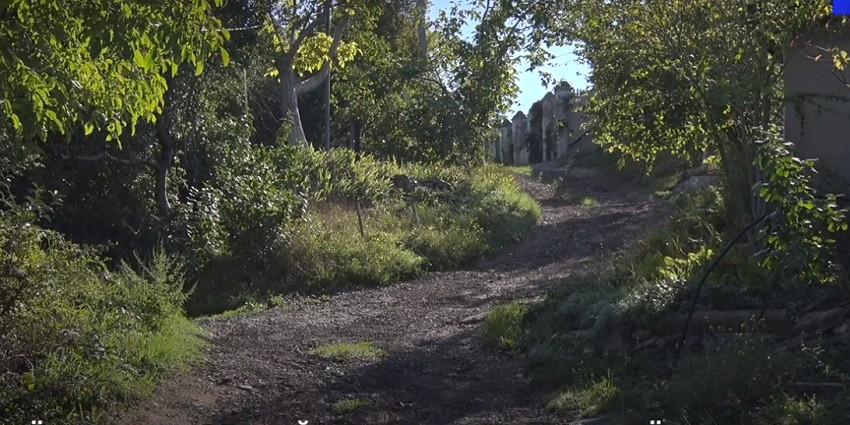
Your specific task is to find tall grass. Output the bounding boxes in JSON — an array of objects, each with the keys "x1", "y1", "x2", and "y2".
[{"x1": 0, "y1": 207, "x2": 202, "y2": 424}]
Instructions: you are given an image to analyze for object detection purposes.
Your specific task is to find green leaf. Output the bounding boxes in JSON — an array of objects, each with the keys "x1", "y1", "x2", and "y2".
[
  {"x1": 220, "y1": 47, "x2": 230, "y2": 66},
  {"x1": 195, "y1": 60, "x2": 204, "y2": 76}
]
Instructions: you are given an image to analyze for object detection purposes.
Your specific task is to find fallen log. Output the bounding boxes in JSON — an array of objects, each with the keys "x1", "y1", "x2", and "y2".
[
  {"x1": 792, "y1": 306, "x2": 850, "y2": 337},
  {"x1": 652, "y1": 309, "x2": 794, "y2": 336}
]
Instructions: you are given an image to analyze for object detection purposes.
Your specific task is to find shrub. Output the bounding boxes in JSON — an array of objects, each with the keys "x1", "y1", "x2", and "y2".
[
  {"x1": 287, "y1": 206, "x2": 424, "y2": 289},
  {"x1": 175, "y1": 151, "x2": 540, "y2": 313},
  {"x1": 0, "y1": 205, "x2": 201, "y2": 423},
  {"x1": 286, "y1": 147, "x2": 393, "y2": 205}
]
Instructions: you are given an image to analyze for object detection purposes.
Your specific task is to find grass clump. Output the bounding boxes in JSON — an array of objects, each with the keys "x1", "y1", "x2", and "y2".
[
  {"x1": 289, "y1": 208, "x2": 424, "y2": 289},
  {"x1": 546, "y1": 376, "x2": 619, "y2": 417},
  {"x1": 579, "y1": 196, "x2": 598, "y2": 206},
  {"x1": 333, "y1": 398, "x2": 371, "y2": 414},
  {"x1": 507, "y1": 165, "x2": 533, "y2": 176},
  {"x1": 313, "y1": 341, "x2": 386, "y2": 360},
  {"x1": 484, "y1": 302, "x2": 529, "y2": 351},
  {"x1": 0, "y1": 206, "x2": 202, "y2": 423}
]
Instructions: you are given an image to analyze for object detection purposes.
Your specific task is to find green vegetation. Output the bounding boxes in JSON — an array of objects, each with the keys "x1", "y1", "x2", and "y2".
[
  {"x1": 507, "y1": 166, "x2": 533, "y2": 176},
  {"x1": 579, "y1": 196, "x2": 598, "y2": 207},
  {"x1": 0, "y1": 204, "x2": 202, "y2": 423},
  {"x1": 512, "y1": 3, "x2": 850, "y2": 422},
  {"x1": 185, "y1": 152, "x2": 540, "y2": 314},
  {"x1": 522, "y1": 187, "x2": 850, "y2": 424},
  {"x1": 483, "y1": 302, "x2": 530, "y2": 351},
  {"x1": 313, "y1": 342, "x2": 387, "y2": 361},
  {"x1": 546, "y1": 376, "x2": 618, "y2": 417},
  {"x1": 333, "y1": 398, "x2": 371, "y2": 414},
  {"x1": 0, "y1": 0, "x2": 549, "y2": 418}
]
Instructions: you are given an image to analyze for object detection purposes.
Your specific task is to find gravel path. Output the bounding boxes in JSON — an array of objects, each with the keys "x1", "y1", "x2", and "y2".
[{"x1": 114, "y1": 165, "x2": 667, "y2": 425}]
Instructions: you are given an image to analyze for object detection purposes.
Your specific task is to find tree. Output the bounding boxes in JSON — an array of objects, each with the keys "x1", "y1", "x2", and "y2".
[
  {"x1": 556, "y1": 0, "x2": 843, "y2": 222},
  {"x1": 0, "y1": 0, "x2": 229, "y2": 142},
  {"x1": 259, "y1": 0, "x2": 361, "y2": 147}
]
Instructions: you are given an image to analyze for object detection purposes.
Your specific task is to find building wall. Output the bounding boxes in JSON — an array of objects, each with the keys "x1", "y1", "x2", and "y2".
[{"x1": 784, "y1": 33, "x2": 850, "y2": 195}]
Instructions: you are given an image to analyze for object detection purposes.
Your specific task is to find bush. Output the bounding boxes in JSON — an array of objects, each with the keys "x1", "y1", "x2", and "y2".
[
  {"x1": 174, "y1": 149, "x2": 540, "y2": 313},
  {"x1": 524, "y1": 183, "x2": 850, "y2": 424},
  {"x1": 0, "y1": 206, "x2": 201, "y2": 423},
  {"x1": 287, "y1": 147, "x2": 393, "y2": 205},
  {"x1": 287, "y1": 206, "x2": 424, "y2": 289}
]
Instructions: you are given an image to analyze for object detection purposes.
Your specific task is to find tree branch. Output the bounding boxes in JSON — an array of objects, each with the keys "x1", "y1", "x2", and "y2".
[
  {"x1": 55, "y1": 150, "x2": 157, "y2": 169},
  {"x1": 296, "y1": 13, "x2": 350, "y2": 94},
  {"x1": 290, "y1": 2, "x2": 329, "y2": 54}
]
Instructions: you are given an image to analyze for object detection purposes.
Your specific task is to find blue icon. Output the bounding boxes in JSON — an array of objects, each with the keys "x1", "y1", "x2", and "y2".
[{"x1": 835, "y1": 0, "x2": 850, "y2": 15}]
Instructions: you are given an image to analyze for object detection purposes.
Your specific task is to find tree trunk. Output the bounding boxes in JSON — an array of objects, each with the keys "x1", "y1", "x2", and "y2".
[
  {"x1": 153, "y1": 118, "x2": 175, "y2": 216},
  {"x1": 353, "y1": 120, "x2": 362, "y2": 153},
  {"x1": 324, "y1": 3, "x2": 332, "y2": 149},
  {"x1": 416, "y1": 0, "x2": 428, "y2": 58},
  {"x1": 280, "y1": 67, "x2": 309, "y2": 147},
  {"x1": 276, "y1": 14, "x2": 349, "y2": 148}
]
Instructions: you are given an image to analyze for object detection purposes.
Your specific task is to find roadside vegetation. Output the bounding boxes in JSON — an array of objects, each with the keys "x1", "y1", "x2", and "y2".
[
  {"x1": 518, "y1": 183, "x2": 850, "y2": 424},
  {"x1": 482, "y1": 2, "x2": 850, "y2": 424},
  {"x1": 0, "y1": 0, "x2": 546, "y2": 421}
]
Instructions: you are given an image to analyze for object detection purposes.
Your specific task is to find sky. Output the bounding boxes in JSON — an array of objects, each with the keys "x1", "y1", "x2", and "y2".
[{"x1": 428, "y1": 0, "x2": 591, "y2": 116}]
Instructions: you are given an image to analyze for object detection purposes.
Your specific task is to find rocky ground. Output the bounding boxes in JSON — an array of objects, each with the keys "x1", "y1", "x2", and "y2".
[{"x1": 114, "y1": 164, "x2": 669, "y2": 425}]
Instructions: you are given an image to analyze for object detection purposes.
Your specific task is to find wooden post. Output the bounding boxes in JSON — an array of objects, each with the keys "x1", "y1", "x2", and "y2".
[
  {"x1": 355, "y1": 202, "x2": 365, "y2": 238},
  {"x1": 324, "y1": 2, "x2": 332, "y2": 150}
]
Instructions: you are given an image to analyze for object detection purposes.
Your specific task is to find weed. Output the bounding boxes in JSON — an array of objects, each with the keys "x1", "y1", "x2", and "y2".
[
  {"x1": 484, "y1": 302, "x2": 529, "y2": 351},
  {"x1": 546, "y1": 376, "x2": 620, "y2": 417},
  {"x1": 313, "y1": 341, "x2": 387, "y2": 360},
  {"x1": 333, "y1": 398, "x2": 371, "y2": 414},
  {"x1": 580, "y1": 196, "x2": 599, "y2": 206}
]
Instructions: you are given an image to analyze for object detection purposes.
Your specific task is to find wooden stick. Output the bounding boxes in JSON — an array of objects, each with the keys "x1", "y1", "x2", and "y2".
[{"x1": 355, "y1": 202, "x2": 365, "y2": 238}]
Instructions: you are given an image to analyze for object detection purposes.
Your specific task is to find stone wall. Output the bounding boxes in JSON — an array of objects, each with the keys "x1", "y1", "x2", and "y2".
[
  {"x1": 492, "y1": 82, "x2": 593, "y2": 165},
  {"x1": 784, "y1": 32, "x2": 850, "y2": 196}
]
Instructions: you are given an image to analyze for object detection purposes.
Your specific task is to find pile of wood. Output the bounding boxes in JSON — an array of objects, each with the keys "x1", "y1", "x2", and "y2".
[
  {"x1": 390, "y1": 174, "x2": 454, "y2": 195},
  {"x1": 598, "y1": 302, "x2": 850, "y2": 356}
]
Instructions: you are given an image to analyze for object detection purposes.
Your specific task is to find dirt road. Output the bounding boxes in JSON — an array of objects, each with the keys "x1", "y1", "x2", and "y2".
[{"x1": 116, "y1": 166, "x2": 666, "y2": 425}]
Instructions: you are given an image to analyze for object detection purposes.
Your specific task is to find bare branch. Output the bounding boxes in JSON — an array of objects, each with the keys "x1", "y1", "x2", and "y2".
[
  {"x1": 55, "y1": 150, "x2": 157, "y2": 169},
  {"x1": 291, "y1": 2, "x2": 329, "y2": 53}
]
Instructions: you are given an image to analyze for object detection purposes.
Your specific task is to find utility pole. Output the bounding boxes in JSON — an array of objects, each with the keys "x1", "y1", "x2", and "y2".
[
  {"x1": 416, "y1": 0, "x2": 427, "y2": 59},
  {"x1": 324, "y1": 2, "x2": 332, "y2": 149}
]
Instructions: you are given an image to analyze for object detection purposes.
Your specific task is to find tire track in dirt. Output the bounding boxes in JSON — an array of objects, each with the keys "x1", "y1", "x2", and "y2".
[{"x1": 114, "y1": 166, "x2": 668, "y2": 425}]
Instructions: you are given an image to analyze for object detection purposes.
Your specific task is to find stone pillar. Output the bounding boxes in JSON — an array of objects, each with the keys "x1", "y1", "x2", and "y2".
[
  {"x1": 511, "y1": 112, "x2": 528, "y2": 165},
  {"x1": 541, "y1": 92, "x2": 556, "y2": 160},
  {"x1": 499, "y1": 120, "x2": 513, "y2": 164}
]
